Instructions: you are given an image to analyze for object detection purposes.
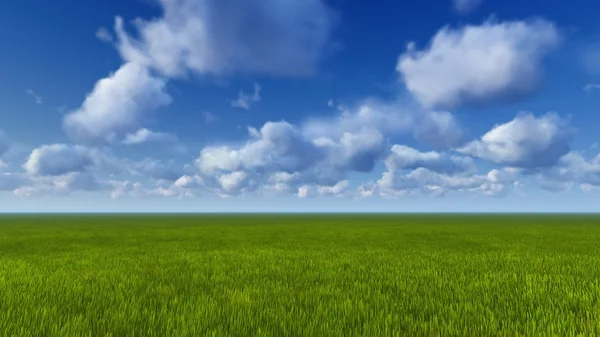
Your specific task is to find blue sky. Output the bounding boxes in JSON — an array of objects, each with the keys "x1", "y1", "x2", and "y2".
[{"x1": 1, "y1": 0, "x2": 600, "y2": 212}]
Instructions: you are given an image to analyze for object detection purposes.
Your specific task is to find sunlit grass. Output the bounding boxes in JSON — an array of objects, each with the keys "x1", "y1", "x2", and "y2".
[{"x1": 0, "y1": 214, "x2": 599, "y2": 336}]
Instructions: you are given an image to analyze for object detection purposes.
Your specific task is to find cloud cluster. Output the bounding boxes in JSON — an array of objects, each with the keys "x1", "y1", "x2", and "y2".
[
  {"x1": 539, "y1": 152, "x2": 600, "y2": 192},
  {"x1": 458, "y1": 113, "x2": 572, "y2": 168},
  {"x1": 193, "y1": 99, "x2": 463, "y2": 196},
  {"x1": 6, "y1": 9, "x2": 588, "y2": 205},
  {"x1": 63, "y1": 0, "x2": 336, "y2": 144},
  {"x1": 398, "y1": 19, "x2": 559, "y2": 109}
]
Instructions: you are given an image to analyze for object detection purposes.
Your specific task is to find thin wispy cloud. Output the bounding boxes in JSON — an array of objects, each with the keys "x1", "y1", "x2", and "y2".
[
  {"x1": 583, "y1": 83, "x2": 600, "y2": 92},
  {"x1": 26, "y1": 89, "x2": 43, "y2": 105},
  {"x1": 203, "y1": 111, "x2": 217, "y2": 124},
  {"x1": 231, "y1": 83, "x2": 262, "y2": 110},
  {"x1": 95, "y1": 27, "x2": 113, "y2": 43}
]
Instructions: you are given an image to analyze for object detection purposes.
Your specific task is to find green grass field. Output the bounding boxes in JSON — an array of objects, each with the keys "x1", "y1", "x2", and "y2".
[{"x1": 1, "y1": 214, "x2": 599, "y2": 336}]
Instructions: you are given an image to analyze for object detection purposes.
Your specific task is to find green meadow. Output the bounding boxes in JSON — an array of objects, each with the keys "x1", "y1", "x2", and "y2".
[{"x1": 0, "y1": 214, "x2": 599, "y2": 336}]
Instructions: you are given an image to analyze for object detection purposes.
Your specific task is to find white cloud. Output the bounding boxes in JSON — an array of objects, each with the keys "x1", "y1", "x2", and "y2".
[
  {"x1": 375, "y1": 144, "x2": 516, "y2": 198},
  {"x1": 26, "y1": 89, "x2": 43, "y2": 105},
  {"x1": 95, "y1": 26, "x2": 113, "y2": 43},
  {"x1": 114, "y1": 0, "x2": 335, "y2": 77},
  {"x1": 453, "y1": 0, "x2": 482, "y2": 14},
  {"x1": 109, "y1": 179, "x2": 194, "y2": 199},
  {"x1": 583, "y1": 83, "x2": 600, "y2": 92},
  {"x1": 459, "y1": 112, "x2": 572, "y2": 168},
  {"x1": 193, "y1": 96, "x2": 467, "y2": 196},
  {"x1": 23, "y1": 143, "x2": 186, "y2": 185},
  {"x1": 63, "y1": 62, "x2": 171, "y2": 143},
  {"x1": 231, "y1": 83, "x2": 261, "y2": 110},
  {"x1": 539, "y1": 152, "x2": 600, "y2": 191},
  {"x1": 122, "y1": 128, "x2": 178, "y2": 145},
  {"x1": 386, "y1": 145, "x2": 475, "y2": 174},
  {"x1": 13, "y1": 172, "x2": 106, "y2": 198},
  {"x1": 317, "y1": 180, "x2": 349, "y2": 196},
  {"x1": 297, "y1": 185, "x2": 311, "y2": 198},
  {"x1": 377, "y1": 166, "x2": 515, "y2": 198},
  {"x1": 398, "y1": 19, "x2": 559, "y2": 109},
  {"x1": 295, "y1": 180, "x2": 349, "y2": 198},
  {"x1": 357, "y1": 182, "x2": 376, "y2": 198},
  {"x1": 24, "y1": 144, "x2": 96, "y2": 176},
  {"x1": 217, "y1": 171, "x2": 250, "y2": 195},
  {"x1": 174, "y1": 175, "x2": 204, "y2": 189}
]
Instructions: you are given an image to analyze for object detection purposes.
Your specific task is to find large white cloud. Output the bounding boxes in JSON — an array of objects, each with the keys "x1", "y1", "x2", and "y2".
[
  {"x1": 114, "y1": 0, "x2": 336, "y2": 77},
  {"x1": 397, "y1": 19, "x2": 559, "y2": 109},
  {"x1": 458, "y1": 113, "x2": 573, "y2": 168},
  {"x1": 63, "y1": 62, "x2": 171, "y2": 143},
  {"x1": 65, "y1": 0, "x2": 335, "y2": 144}
]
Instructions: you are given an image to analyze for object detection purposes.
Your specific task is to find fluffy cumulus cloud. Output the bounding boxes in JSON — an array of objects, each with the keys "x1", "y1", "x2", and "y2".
[
  {"x1": 370, "y1": 143, "x2": 520, "y2": 198},
  {"x1": 11, "y1": 143, "x2": 194, "y2": 197},
  {"x1": 64, "y1": 0, "x2": 335, "y2": 145},
  {"x1": 114, "y1": 0, "x2": 335, "y2": 77},
  {"x1": 23, "y1": 144, "x2": 97, "y2": 176},
  {"x1": 13, "y1": 173, "x2": 106, "y2": 198},
  {"x1": 191, "y1": 97, "x2": 470, "y2": 196},
  {"x1": 108, "y1": 179, "x2": 195, "y2": 199},
  {"x1": 63, "y1": 62, "x2": 171, "y2": 143},
  {"x1": 458, "y1": 113, "x2": 573, "y2": 168},
  {"x1": 377, "y1": 165, "x2": 517, "y2": 199},
  {"x1": 538, "y1": 152, "x2": 600, "y2": 192},
  {"x1": 398, "y1": 19, "x2": 560, "y2": 109}
]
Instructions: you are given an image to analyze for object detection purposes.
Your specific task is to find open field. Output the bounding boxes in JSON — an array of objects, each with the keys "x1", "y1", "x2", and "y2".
[{"x1": 0, "y1": 214, "x2": 599, "y2": 336}]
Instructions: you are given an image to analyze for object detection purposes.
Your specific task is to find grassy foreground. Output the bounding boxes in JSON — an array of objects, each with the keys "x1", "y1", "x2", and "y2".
[{"x1": 0, "y1": 214, "x2": 599, "y2": 336}]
